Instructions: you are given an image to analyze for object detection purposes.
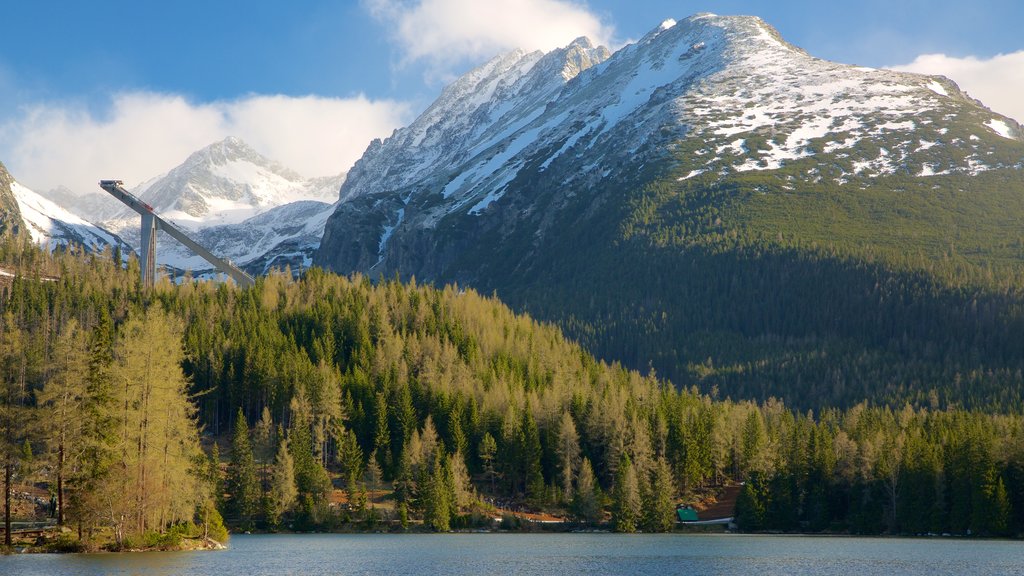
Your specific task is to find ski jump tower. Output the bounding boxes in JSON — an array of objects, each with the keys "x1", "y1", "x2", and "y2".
[{"x1": 99, "y1": 180, "x2": 255, "y2": 289}]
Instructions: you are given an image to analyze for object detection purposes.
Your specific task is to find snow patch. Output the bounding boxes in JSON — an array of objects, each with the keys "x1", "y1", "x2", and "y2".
[
  {"x1": 986, "y1": 119, "x2": 1013, "y2": 139},
  {"x1": 927, "y1": 81, "x2": 949, "y2": 97},
  {"x1": 374, "y1": 207, "x2": 405, "y2": 268}
]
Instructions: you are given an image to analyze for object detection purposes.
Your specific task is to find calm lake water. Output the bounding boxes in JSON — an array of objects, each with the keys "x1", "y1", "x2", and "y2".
[{"x1": 3, "y1": 533, "x2": 1023, "y2": 575}]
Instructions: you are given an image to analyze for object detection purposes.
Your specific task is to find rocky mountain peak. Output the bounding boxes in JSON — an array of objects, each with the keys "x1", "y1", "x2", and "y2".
[
  {"x1": 180, "y1": 136, "x2": 302, "y2": 181},
  {"x1": 122, "y1": 137, "x2": 338, "y2": 228},
  {"x1": 317, "y1": 12, "x2": 1024, "y2": 279},
  {"x1": 0, "y1": 162, "x2": 25, "y2": 235}
]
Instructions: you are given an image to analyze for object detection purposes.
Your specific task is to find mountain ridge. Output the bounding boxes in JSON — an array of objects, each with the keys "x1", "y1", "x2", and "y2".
[{"x1": 313, "y1": 13, "x2": 1024, "y2": 410}]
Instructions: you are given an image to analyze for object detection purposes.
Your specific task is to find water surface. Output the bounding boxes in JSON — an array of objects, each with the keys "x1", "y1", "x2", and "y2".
[{"x1": 3, "y1": 533, "x2": 1022, "y2": 575}]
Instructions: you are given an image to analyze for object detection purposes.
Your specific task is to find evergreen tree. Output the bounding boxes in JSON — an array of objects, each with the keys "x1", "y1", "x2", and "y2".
[
  {"x1": 37, "y1": 319, "x2": 89, "y2": 526},
  {"x1": 267, "y1": 438, "x2": 298, "y2": 527},
  {"x1": 0, "y1": 311, "x2": 35, "y2": 546},
  {"x1": 227, "y1": 408, "x2": 261, "y2": 529},
  {"x1": 573, "y1": 457, "x2": 601, "y2": 524},
  {"x1": 373, "y1": 391, "x2": 391, "y2": 476},
  {"x1": 521, "y1": 408, "x2": 545, "y2": 505},
  {"x1": 424, "y1": 451, "x2": 452, "y2": 531},
  {"x1": 612, "y1": 453, "x2": 641, "y2": 532},
  {"x1": 479, "y1": 432, "x2": 499, "y2": 494},
  {"x1": 643, "y1": 457, "x2": 676, "y2": 532},
  {"x1": 556, "y1": 411, "x2": 580, "y2": 503},
  {"x1": 736, "y1": 471, "x2": 768, "y2": 531}
]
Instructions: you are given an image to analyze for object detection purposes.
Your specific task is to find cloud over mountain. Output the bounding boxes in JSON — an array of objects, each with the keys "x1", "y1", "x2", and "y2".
[
  {"x1": 890, "y1": 50, "x2": 1024, "y2": 123},
  {"x1": 0, "y1": 92, "x2": 411, "y2": 195},
  {"x1": 364, "y1": 0, "x2": 615, "y2": 80}
]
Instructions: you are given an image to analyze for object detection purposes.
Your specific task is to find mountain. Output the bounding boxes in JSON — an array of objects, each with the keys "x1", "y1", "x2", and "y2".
[
  {"x1": 314, "y1": 14, "x2": 1024, "y2": 410},
  {"x1": 97, "y1": 137, "x2": 343, "y2": 277},
  {"x1": 0, "y1": 161, "x2": 127, "y2": 252},
  {"x1": 112, "y1": 136, "x2": 341, "y2": 230},
  {"x1": 159, "y1": 199, "x2": 336, "y2": 277},
  {"x1": 42, "y1": 186, "x2": 124, "y2": 224},
  {"x1": 0, "y1": 162, "x2": 25, "y2": 236}
]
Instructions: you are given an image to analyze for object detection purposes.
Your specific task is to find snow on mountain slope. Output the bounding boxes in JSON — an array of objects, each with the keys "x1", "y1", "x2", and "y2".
[
  {"x1": 139, "y1": 200, "x2": 336, "y2": 277},
  {"x1": 315, "y1": 13, "x2": 1024, "y2": 277},
  {"x1": 115, "y1": 136, "x2": 342, "y2": 231},
  {"x1": 10, "y1": 178, "x2": 127, "y2": 252},
  {"x1": 82, "y1": 136, "x2": 346, "y2": 278},
  {"x1": 339, "y1": 38, "x2": 610, "y2": 204}
]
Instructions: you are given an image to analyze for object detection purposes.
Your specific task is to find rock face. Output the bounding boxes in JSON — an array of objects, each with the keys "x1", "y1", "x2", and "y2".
[
  {"x1": 314, "y1": 13, "x2": 1023, "y2": 282},
  {"x1": 0, "y1": 162, "x2": 25, "y2": 236}
]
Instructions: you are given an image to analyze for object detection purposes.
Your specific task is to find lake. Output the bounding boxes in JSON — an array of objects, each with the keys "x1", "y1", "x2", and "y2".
[{"x1": 2, "y1": 533, "x2": 1022, "y2": 575}]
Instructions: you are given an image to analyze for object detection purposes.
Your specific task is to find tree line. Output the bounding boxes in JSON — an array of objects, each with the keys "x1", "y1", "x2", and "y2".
[{"x1": 1, "y1": 235, "x2": 1022, "y2": 542}]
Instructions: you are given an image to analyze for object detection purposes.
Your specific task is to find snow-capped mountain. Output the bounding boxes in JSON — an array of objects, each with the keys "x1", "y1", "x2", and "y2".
[
  {"x1": 312, "y1": 13, "x2": 1024, "y2": 409},
  {"x1": 42, "y1": 186, "x2": 124, "y2": 224},
  {"x1": 0, "y1": 162, "x2": 127, "y2": 252},
  {"x1": 315, "y1": 13, "x2": 1023, "y2": 277},
  {"x1": 148, "y1": 199, "x2": 336, "y2": 277},
  {"x1": 92, "y1": 137, "x2": 344, "y2": 277},
  {"x1": 109, "y1": 136, "x2": 341, "y2": 230}
]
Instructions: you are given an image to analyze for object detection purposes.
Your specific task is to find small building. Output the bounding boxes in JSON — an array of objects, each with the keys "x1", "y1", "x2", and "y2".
[{"x1": 676, "y1": 504, "x2": 699, "y2": 522}]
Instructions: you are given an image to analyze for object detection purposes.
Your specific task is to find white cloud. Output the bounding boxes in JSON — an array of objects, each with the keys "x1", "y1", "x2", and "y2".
[
  {"x1": 365, "y1": 0, "x2": 614, "y2": 79},
  {"x1": 890, "y1": 51, "x2": 1024, "y2": 124},
  {"x1": 0, "y1": 92, "x2": 412, "y2": 194}
]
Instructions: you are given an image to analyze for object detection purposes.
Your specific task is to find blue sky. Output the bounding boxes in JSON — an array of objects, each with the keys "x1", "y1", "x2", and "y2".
[{"x1": 2, "y1": 0, "x2": 1022, "y2": 194}]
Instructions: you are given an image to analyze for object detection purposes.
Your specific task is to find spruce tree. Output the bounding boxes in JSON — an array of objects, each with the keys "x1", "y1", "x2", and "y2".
[
  {"x1": 227, "y1": 408, "x2": 260, "y2": 529},
  {"x1": 478, "y1": 432, "x2": 498, "y2": 494},
  {"x1": 612, "y1": 453, "x2": 640, "y2": 532},
  {"x1": 573, "y1": 457, "x2": 600, "y2": 524},
  {"x1": 267, "y1": 438, "x2": 298, "y2": 527},
  {"x1": 643, "y1": 457, "x2": 676, "y2": 532}
]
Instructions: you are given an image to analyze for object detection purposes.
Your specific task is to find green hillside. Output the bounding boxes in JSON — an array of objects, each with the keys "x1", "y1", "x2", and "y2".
[
  {"x1": 2, "y1": 239, "x2": 1023, "y2": 541},
  {"x1": 460, "y1": 135, "x2": 1024, "y2": 411}
]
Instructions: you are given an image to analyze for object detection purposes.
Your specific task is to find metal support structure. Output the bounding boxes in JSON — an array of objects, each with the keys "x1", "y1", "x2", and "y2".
[
  {"x1": 140, "y1": 212, "x2": 157, "y2": 288},
  {"x1": 99, "y1": 180, "x2": 255, "y2": 289}
]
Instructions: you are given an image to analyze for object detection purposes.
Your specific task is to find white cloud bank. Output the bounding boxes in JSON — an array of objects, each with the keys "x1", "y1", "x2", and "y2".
[
  {"x1": 890, "y1": 51, "x2": 1024, "y2": 124},
  {"x1": 0, "y1": 92, "x2": 412, "y2": 194},
  {"x1": 365, "y1": 0, "x2": 614, "y2": 79}
]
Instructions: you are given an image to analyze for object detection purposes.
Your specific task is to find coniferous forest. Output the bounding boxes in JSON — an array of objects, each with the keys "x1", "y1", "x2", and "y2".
[{"x1": 1, "y1": 235, "x2": 1023, "y2": 551}]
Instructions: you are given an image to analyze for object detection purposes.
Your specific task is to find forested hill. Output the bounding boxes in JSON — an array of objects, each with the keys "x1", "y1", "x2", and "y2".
[
  {"x1": 314, "y1": 14, "x2": 1024, "y2": 412},
  {"x1": 2, "y1": 238, "x2": 1023, "y2": 542}
]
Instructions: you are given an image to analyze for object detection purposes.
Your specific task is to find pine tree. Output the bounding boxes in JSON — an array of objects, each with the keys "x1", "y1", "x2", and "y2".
[
  {"x1": 479, "y1": 432, "x2": 499, "y2": 494},
  {"x1": 227, "y1": 408, "x2": 260, "y2": 529},
  {"x1": 556, "y1": 411, "x2": 580, "y2": 503},
  {"x1": 521, "y1": 408, "x2": 545, "y2": 505},
  {"x1": 424, "y1": 451, "x2": 452, "y2": 531},
  {"x1": 0, "y1": 311, "x2": 34, "y2": 546},
  {"x1": 71, "y1": 309, "x2": 119, "y2": 539},
  {"x1": 267, "y1": 438, "x2": 297, "y2": 527},
  {"x1": 643, "y1": 457, "x2": 676, "y2": 532},
  {"x1": 291, "y1": 419, "x2": 332, "y2": 501},
  {"x1": 37, "y1": 319, "x2": 89, "y2": 526},
  {"x1": 612, "y1": 453, "x2": 641, "y2": 532},
  {"x1": 572, "y1": 457, "x2": 600, "y2": 524},
  {"x1": 373, "y1": 391, "x2": 391, "y2": 476},
  {"x1": 736, "y1": 471, "x2": 768, "y2": 531}
]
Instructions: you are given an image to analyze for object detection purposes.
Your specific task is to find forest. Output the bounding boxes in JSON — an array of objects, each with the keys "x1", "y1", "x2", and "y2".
[{"x1": 1, "y1": 234, "x2": 1022, "y2": 550}]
